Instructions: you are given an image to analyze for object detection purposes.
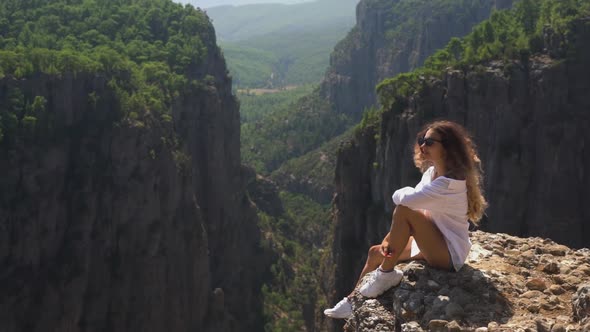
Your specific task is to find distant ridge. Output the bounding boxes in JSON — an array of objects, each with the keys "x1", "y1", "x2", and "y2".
[
  {"x1": 204, "y1": 0, "x2": 357, "y2": 41},
  {"x1": 205, "y1": 0, "x2": 358, "y2": 88},
  {"x1": 177, "y1": 0, "x2": 315, "y2": 10}
]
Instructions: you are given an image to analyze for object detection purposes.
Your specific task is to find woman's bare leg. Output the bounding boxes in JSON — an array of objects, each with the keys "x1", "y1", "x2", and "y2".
[
  {"x1": 380, "y1": 205, "x2": 451, "y2": 271},
  {"x1": 348, "y1": 236, "x2": 417, "y2": 297}
]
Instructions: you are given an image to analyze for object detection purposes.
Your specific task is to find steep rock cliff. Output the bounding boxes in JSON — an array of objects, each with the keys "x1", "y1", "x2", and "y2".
[
  {"x1": 174, "y1": 40, "x2": 266, "y2": 331},
  {"x1": 320, "y1": 0, "x2": 514, "y2": 119},
  {"x1": 0, "y1": 30, "x2": 264, "y2": 332},
  {"x1": 323, "y1": 17, "x2": 590, "y2": 332}
]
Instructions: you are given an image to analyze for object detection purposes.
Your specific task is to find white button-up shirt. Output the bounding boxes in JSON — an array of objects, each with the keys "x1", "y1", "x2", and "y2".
[{"x1": 392, "y1": 166, "x2": 470, "y2": 271}]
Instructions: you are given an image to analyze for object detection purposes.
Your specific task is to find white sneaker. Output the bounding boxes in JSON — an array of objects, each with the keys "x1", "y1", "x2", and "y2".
[
  {"x1": 359, "y1": 268, "x2": 403, "y2": 298},
  {"x1": 323, "y1": 297, "x2": 352, "y2": 319}
]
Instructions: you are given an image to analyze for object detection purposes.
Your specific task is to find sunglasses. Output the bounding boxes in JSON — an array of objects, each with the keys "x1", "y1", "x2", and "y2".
[{"x1": 418, "y1": 136, "x2": 443, "y2": 147}]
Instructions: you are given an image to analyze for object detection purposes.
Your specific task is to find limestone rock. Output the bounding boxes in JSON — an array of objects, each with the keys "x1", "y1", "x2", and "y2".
[
  {"x1": 572, "y1": 284, "x2": 590, "y2": 324},
  {"x1": 526, "y1": 278, "x2": 548, "y2": 291},
  {"x1": 344, "y1": 293, "x2": 397, "y2": 332},
  {"x1": 543, "y1": 262, "x2": 561, "y2": 274},
  {"x1": 427, "y1": 319, "x2": 448, "y2": 332},
  {"x1": 341, "y1": 232, "x2": 590, "y2": 331},
  {"x1": 550, "y1": 285, "x2": 566, "y2": 295},
  {"x1": 401, "y1": 321, "x2": 424, "y2": 332}
]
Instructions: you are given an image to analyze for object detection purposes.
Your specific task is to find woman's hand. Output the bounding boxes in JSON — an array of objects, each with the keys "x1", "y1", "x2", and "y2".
[{"x1": 380, "y1": 233, "x2": 394, "y2": 257}]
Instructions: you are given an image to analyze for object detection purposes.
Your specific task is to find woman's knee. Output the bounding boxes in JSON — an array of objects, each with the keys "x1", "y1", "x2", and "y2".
[{"x1": 393, "y1": 205, "x2": 412, "y2": 218}]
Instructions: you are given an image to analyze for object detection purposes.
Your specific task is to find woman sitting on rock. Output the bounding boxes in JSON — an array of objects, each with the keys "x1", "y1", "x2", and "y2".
[{"x1": 324, "y1": 120, "x2": 487, "y2": 319}]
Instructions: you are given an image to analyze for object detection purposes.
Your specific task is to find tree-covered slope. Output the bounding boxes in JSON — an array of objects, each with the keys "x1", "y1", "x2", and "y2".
[
  {"x1": 0, "y1": 0, "x2": 219, "y2": 143},
  {"x1": 205, "y1": 0, "x2": 357, "y2": 42},
  {"x1": 220, "y1": 44, "x2": 278, "y2": 88},
  {"x1": 206, "y1": 0, "x2": 358, "y2": 88},
  {"x1": 241, "y1": 87, "x2": 351, "y2": 173},
  {"x1": 179, "y1": 0, "x2": 314, "y2": 9},
  {"x1": 223, "y1": 21, "x2": 353, "y2": 88}
]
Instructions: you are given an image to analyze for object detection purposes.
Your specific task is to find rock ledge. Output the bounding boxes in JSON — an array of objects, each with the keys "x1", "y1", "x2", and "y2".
[{"x1": 344, "y1": 231, "x2": 590, "y2": 332}]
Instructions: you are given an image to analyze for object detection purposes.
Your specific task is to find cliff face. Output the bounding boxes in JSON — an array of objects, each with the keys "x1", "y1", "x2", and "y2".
[
  {"x1": 320, "y1": 0, "x2": 514, "y2": 119},
  {"x1": 174, "y1": 43, "x2": 266, "y2": 331},
  {"x1": 0, "y1": 36, "x2": 263, "y2": 332},
  {"x1": 323, "y1": 18, "x2": 590, "y2": 331}
]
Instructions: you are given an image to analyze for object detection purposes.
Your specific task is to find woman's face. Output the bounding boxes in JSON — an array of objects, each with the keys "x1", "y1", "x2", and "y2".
[{"x1": 419, "y1": 128, "x2": 445, "y2": 164}]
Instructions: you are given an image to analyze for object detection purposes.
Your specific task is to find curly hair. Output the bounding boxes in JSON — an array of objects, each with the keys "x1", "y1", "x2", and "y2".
[{"x1": 413, "y1": 120, "x2": 487, "y2": 223}]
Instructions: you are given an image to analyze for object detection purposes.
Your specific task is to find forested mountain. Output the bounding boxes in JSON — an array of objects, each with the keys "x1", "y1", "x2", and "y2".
[
  {"x1": 180, "y1": 0, "x2": 314, "y2": 8},
  {"x1": 324, "y1": 0, "x2": 590, "y2": 330},
  {"x1": 205, "y1": 0, "x2": 356, "y2": 42},
  {"x1": 0, "y1": 0, "x2": 216, "y2": 110},
  {"x1": 222, "y1": 22, "x2": 353, "y2": 87},
  {"x1": 206, "y1": 0, "x2": 358, "y2": 88},
  {"x1": 0, "y1": 1, "x2": 266, "y2": 331}
]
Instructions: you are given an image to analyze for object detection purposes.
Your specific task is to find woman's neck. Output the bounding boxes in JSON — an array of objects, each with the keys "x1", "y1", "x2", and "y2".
[{"x1": 433, "y1": 161, "x2": 446, "y2": 179}]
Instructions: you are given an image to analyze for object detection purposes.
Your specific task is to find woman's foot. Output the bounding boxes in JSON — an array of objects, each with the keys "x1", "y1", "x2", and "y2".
[
  {"x1": 323, "y1": 297, "x2": 352, "y2": 319},
  {"x1": 359, "y1": 268, "x2": 403, "y2": 298}
]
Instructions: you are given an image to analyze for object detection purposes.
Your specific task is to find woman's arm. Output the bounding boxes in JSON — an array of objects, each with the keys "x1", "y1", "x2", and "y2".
[{"x1": 392, "y1": 178, "x2": 452, "y2": 212}]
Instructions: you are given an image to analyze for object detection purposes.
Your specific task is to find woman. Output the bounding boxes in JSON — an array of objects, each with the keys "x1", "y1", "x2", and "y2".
[{"x1": 324, "y1": 120, "x2": 487, "y2": 319}]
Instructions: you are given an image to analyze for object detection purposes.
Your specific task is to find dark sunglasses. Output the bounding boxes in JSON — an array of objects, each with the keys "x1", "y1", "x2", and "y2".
[{"x1": 418, "y1": 136, "x2": 443, "y2": 147}]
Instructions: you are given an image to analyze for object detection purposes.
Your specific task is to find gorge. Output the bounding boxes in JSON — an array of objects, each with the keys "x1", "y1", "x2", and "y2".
[{"x1": 1, "y1": 0, "x2": 589, "y2": 331}]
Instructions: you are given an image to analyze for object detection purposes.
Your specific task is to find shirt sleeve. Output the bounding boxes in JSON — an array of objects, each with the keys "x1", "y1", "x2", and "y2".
[{"x1": 392, "y1": 177, "x2": 451, "y2": 213}]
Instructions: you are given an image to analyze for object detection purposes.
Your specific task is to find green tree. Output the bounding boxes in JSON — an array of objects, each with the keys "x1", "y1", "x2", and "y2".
[
  {"x1": 447, "y1": 37, "x2": 463, "y2": 61},
  {"x1": 21, "y1": 115, "x2": 37, "y2": 137},
  {"x1": 31, "y1": 96, "x2": 46, "y2": 114},
  {"x1": 516, "y1": 0, "x2": 540, "y2": 35},
  {"x1": 0, "y1": 112, "x2": 18, "y2": 139},
  {"x1": 483, "y1": 21, "x2": 495, "y2": 43}
]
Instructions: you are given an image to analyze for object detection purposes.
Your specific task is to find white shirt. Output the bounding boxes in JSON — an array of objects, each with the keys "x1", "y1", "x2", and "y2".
[{"x1": 392, "y1": 166, "x2": 470, "y2": 271}]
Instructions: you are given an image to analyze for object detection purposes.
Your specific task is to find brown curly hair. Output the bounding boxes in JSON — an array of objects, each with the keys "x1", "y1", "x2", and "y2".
[{"x1": 413, "y1": 120, "x2": 487, "y2": 223}]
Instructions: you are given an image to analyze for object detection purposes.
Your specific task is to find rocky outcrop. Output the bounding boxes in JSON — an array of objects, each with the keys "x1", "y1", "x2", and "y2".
[
  {"x1": 320, "y1": 0, "x2": 514, "y2": 119},
  {"x1": 323, "y1": 16, "x2": 590, "y2": 332},
  {"x1": 343, "y1": 231, "x2": 590, "y2": 332},
  {"x1": 573, "y1": 286, "x2": 590, "y2": 328},
  {"x1": 0, "y1": 27, "x2": 264, "y2": 332}
]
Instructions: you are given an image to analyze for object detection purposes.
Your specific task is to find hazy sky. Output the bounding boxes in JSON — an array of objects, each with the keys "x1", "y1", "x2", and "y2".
[{"x1": 176, "y1": 0, "x2": 315, "y2": 9}]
